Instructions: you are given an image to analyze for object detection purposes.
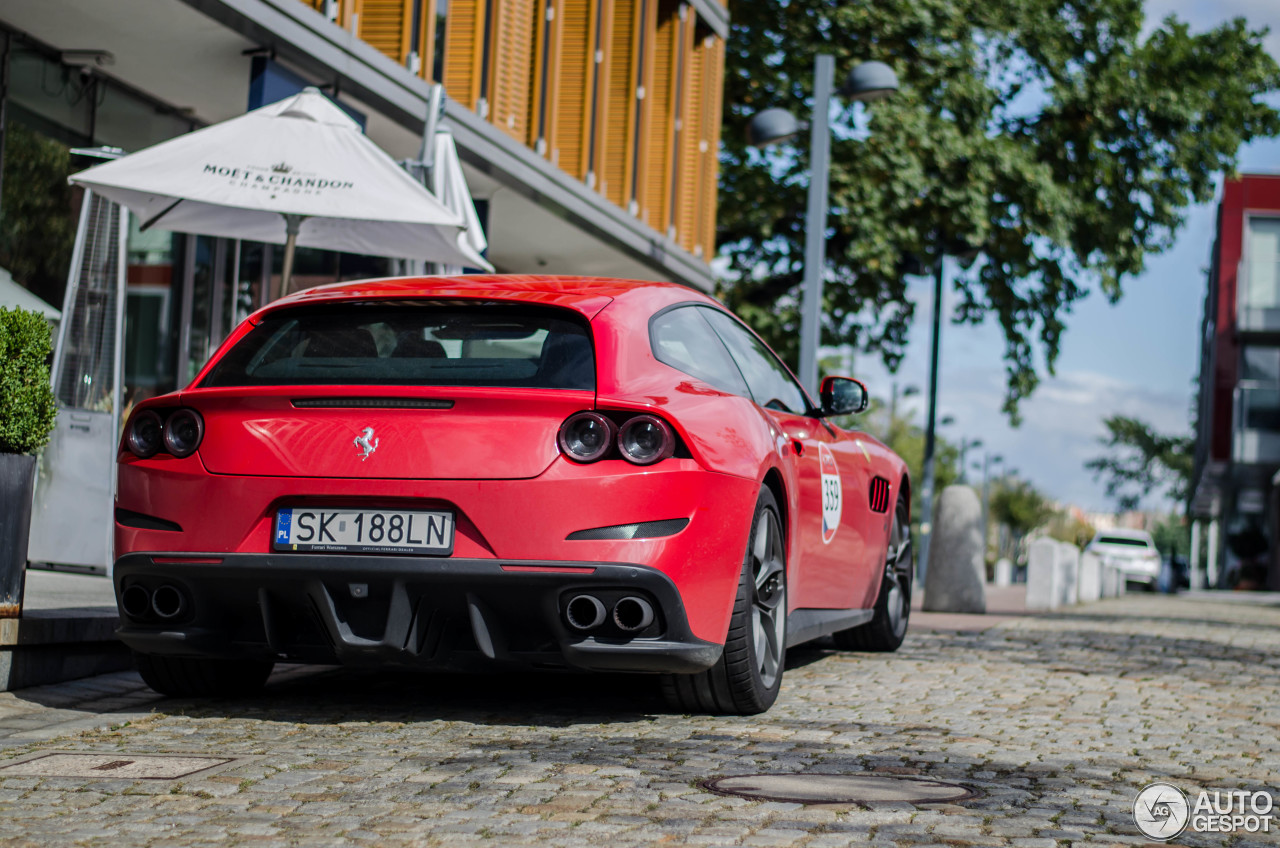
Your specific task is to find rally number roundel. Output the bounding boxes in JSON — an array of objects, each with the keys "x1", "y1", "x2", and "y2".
[{"x1": 818, "y1": 443, "x2": 842, "y2": 544}]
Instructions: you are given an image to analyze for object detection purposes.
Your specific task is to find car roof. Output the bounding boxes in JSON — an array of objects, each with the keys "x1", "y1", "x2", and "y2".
[{"x1": 252, "y1": 275, "x2": 721, "y2": 322}]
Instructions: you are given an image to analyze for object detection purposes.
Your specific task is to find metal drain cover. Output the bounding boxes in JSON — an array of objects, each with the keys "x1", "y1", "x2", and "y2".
[
  {"x1": 703, "y1": 773, "x2": 979, "y2": 805},
  {"x1": 0, "y1": 753, "x2": 235, "y2": 780}
]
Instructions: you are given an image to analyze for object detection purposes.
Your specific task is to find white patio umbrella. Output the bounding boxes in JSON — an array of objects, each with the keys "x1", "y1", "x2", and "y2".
[
  {"x1": 430, "y1": 129, "x2": 488, "y2": 274},
  {"x1": 70, "y1": 87, "x2": 492, "y2": 293}
]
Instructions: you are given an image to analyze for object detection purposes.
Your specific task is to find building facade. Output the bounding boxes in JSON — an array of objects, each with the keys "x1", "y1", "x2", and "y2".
[{"x1": 1190, "y1": 174, "x2": 1280, "y2": 591}]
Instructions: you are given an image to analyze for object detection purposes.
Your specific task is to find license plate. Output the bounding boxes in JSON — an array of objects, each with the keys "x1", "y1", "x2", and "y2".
[{"x1": 273, "y1": 508, "x2": 454, "y2": 555}]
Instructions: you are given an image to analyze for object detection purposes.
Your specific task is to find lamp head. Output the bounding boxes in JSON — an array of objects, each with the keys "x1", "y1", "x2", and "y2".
[
  {"x1": 746, "y1": 108, "x2": 802, "y2": 147},
  {"x1": 842, "y1": 61, "x2": 899, "y2": 102}
]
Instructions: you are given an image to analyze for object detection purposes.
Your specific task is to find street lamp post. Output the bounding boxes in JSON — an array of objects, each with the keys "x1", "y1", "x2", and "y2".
[
  {"x1": 746, "y1": 57, "x2": 899, "y2": 396},
  {"x1": 979, "y1": 452, "x2": 1003, "y2": 561},
  {"x1": 917, "y1": 258, "x2": 948, "y2": 584}
]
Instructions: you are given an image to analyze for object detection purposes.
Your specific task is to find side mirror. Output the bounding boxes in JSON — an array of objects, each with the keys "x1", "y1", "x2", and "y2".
[{"x1": 819, "y1": 376, "x2": 868, "y2": 417}]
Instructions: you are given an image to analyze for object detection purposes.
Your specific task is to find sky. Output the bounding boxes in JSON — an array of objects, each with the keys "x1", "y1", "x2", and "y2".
[{"x1": 846, "y1": 0, "x2": 1280, "y2": 515}]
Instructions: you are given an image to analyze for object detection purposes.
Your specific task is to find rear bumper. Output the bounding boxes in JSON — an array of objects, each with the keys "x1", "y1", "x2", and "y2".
[
  {"x1": 113, "y1": 553, "x2": 721, "y2": 674},
  {"x1": 115, "y1": 459, "x2": 761, "y2": 644}
]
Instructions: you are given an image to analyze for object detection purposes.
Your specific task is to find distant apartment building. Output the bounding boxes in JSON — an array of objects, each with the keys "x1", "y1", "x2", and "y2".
[{"x1": 1190, "y1": 174, "x2": 1280, "y2": 591}]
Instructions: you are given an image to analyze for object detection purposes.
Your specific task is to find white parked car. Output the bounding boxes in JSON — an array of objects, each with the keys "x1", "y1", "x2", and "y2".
[{"x1": 1086, "y1": 529, "x2": 1162, "y2": 588}]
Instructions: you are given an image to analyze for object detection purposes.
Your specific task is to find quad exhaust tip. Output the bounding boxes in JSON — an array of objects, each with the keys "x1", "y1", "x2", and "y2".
[
  {"x1": 565, "y1": 595, "x2": 607, "y2": 631},
  {"x1": 150, "y1": 584, "x2": 187, "y2": 620},
  {"x1": 613, "y1": 596, "x2": 654, "y2": 632},
  {"x1": 121, "y1": 585, "x2": 151, "y2": 619}
]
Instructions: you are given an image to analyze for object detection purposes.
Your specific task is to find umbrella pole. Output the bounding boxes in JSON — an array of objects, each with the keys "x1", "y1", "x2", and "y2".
[{"x1": 280, "y1": 214, "x2": 305, "y2": 296}]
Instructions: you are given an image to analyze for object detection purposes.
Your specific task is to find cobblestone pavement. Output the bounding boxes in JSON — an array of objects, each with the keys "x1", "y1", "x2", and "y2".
[{"x1": 1, "y1": 593, "x2": 1278, "y2": 847}]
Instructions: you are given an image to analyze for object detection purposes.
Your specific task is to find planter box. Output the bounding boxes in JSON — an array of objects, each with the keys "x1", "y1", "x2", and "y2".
[{"x1": 0, "y1": 454, "x2": 36, "y2": 618}]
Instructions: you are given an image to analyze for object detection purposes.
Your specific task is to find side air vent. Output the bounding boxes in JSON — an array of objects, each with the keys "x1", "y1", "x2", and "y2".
[{"x1": 868, "y1": 477, "x2": 891, "y2": 514}]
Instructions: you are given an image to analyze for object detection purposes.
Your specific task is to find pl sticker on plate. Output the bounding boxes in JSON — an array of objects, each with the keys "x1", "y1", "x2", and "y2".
[{"x1": 819, "y1": 443, "x2": 842, "y2": 544}]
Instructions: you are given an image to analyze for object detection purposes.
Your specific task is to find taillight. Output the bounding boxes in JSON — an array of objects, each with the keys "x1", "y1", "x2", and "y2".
[
  {"x1": 163, "y1": 409, "x2": 204, "y2": 458},
  {"x1": 125, "y1": 410, "x2": 164, "y2": 458},
  {"x1": 558, "y1": 412, "x2": 615, "y2": 463},
  {"x1": 617, "y1": 414, "x2": 675, "y2": 465},
  {"x1": 557, "y1": 411, "x2": 679, "y2": 464}
]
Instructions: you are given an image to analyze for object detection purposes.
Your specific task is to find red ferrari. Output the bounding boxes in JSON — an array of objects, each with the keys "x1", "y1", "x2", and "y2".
[{"x1": 114, "y1": 276, "x2": 912, "y2": 714}]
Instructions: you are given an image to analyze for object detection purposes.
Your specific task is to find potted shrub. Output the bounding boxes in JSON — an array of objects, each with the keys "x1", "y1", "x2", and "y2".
[{"x1": 0, "y1": 306, "x2": 57, "y2": 617}]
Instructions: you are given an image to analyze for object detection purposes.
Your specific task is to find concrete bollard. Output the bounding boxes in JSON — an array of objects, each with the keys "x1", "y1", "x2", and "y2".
[
  {"x1": 1100, "y1": 563, "x2": 1121, "y2": 596},
  {"x1": 1055, "y1": 542, "x2": 1079, "y2": 607},
  {"x1": 1026, "y1": 537, "x2": 1059, "y2": 610},
  {"x1": 922, "y1": 485, "x2": 987, "y2": 613},
  {"x1": 1078, "y1": 551, "x2": 1102, "y2": 602},
  {"x1": 994, "y1": 558, "x2": 1013, "y2": 587}
]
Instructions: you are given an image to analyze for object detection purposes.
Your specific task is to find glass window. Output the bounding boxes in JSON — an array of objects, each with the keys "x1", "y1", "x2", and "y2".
[
  {"x1": 700, "y1": 308, "x2": 810, "y2": 414},
  {"x1": 1095, "y1": 536, "x2": 1153, "y2": 549},
  {"x1": 201, "y1": 303, "x2": 595, "y2": 390},
  {"x1": 94, "y1": 85, "x2": 195, "y2": 153},
  {"x1": 8, "y1": 47, "x2": 92, "y2": 143},
  {"x1": 123, "y1": 215, "x2": 179, "y2": 407},
  {"x1": 649, "y1": 306, "x2": 749, "y2": 397},
  {"x1": 1244, "y1": 217, "x2": 1280, "y2": 311},
  {"x1": 1242, "y1": 346, "x2": 1280, "y2": 383}
]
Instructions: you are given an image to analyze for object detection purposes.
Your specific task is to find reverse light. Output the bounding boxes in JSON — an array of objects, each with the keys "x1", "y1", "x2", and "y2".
[
  {"x1": 163, "y1": 409, "x2": 204, "y2": 458},
  {"x1": 617, "y1": 414, "x2": 675, "y2": 465},
  {"x1": 126, "y1": 410, "x2": 164, "y2": 458},
  {"x1": 558, "y1": 412, "x2": 615, "y2": 463}
]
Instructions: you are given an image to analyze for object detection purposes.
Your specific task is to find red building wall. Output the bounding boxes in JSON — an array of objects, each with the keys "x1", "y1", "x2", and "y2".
[{"x1": 1211, "y1": 175, "x2": 1280, "y2": 461}]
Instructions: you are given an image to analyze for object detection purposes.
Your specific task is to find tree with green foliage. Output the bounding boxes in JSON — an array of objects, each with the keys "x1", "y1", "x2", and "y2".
[
  {"x1": 0, "y1": 124, "x2": 76, "y2": 310},
  {"x1": 1151, "y1": 513, "x2": 1191, "y2": 558},
  {"x1": 989, "y1": 478, "x2": 1058, "y2": 560},
  {"x1": 849, "y1": 391, "x2": 959, "y2": 529},
  {"x1": 1047, "y1": 511, "x2": 1095, "y2": 550},
  {"x1": 1083, "y1": 415, "x2": 1193, "y2": 510},
  {"x1": 0, "y1": 307, "x2": 57, "y2": 455},
  {"x1": 718, "y1": 0, "x2": 1280, "y2": 420}
]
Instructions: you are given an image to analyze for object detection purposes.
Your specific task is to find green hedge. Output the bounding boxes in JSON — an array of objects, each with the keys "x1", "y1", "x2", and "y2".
[{"x1": 0, "y1": 306, "x2": 57, "y2": 455}]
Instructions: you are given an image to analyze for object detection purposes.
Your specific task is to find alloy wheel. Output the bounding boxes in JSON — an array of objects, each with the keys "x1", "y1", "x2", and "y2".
[{"x1": 751, "y1": 507, "x2": 786, "y2": 689}]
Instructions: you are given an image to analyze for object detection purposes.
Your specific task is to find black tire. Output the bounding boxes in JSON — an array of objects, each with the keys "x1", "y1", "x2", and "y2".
[
  {"x1": 134, "y1": 652, "x2": 274, "y2": 698},
  {"x1": 661, "y1": 488, "x2": 787, "y2": 715},
  {"x1": 834, "y1": 493, "x2": 912, "y2": 652}
]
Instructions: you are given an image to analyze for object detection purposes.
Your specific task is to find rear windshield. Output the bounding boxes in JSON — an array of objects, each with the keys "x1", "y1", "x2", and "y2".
[
  {"x1": 201, "y1": 303, "x2": 595, "y2": 390},
  {"x1": 1095, "y1": 536, "x2": 1152, "y2": 548}
]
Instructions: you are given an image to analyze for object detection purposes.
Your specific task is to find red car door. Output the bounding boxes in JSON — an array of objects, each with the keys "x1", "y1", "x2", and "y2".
[{"x1": 700, "y1": 309, "x2": 867, "y2": 610}]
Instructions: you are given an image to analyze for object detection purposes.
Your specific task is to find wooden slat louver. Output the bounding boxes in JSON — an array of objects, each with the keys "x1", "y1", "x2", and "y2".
[
  {"x1": 489, "y1": 0, "x2": 538, "y2": 143},
  {"x1": 672, "y1": 26, "x2": 706, "y2": 254},
  {"x1": 636, "y1": 2, "x2": 684, "y2": 231},
  {"x1": 443, "y1": 0, "x2": 488, "y2": 113},
  {"x1": 360, "y1": 0, "x2": 413, "y2": 65},
  {"x1": 598, "y1": 0, "x2": 638, "y2": 206},
  {"x1": 547, "y1": 0, "x2": 594, "y2": 177},
  {"x1": 696, "y1": 33, "x2": 724, "y2": 258}
]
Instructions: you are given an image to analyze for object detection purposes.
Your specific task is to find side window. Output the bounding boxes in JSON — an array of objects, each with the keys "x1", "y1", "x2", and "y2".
[
  {"x1": 701, "y1": 308, "x2": 809, "y2": 414},
  {"x1": 650, "y1": 306, "x2": 750, "y2": 397}
]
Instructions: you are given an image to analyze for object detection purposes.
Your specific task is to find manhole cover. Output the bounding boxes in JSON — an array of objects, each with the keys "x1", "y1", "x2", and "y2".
[
  {"x1": 0, "y1": 753, "x2": 235, "y2": 780},
  {"x1": 703, "y1": 773, "x2": 980, "y2": 805}
]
